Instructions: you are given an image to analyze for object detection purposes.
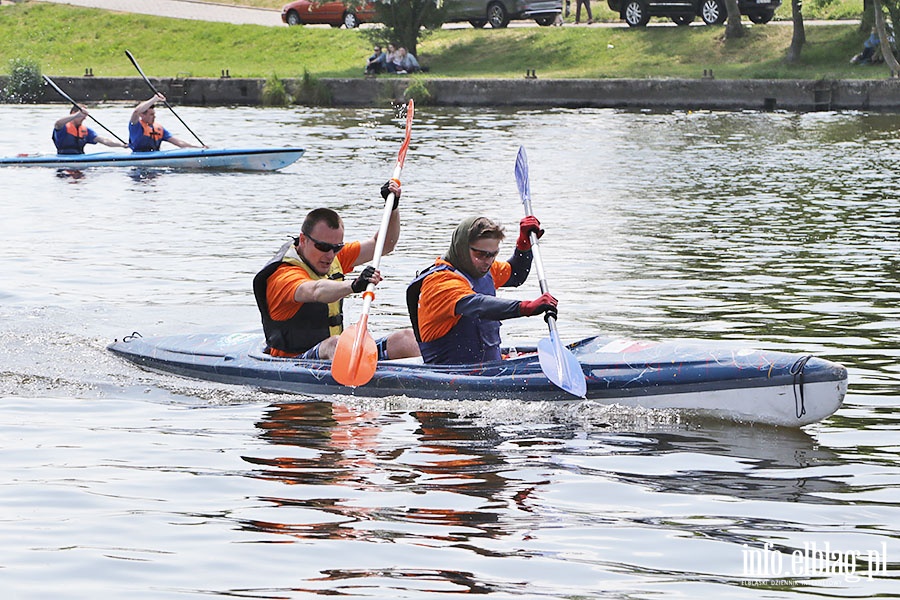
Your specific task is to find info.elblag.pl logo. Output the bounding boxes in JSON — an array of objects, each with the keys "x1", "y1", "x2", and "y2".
[{"x1": 742, "y1": 541, "x2": 889, "y2": 584}]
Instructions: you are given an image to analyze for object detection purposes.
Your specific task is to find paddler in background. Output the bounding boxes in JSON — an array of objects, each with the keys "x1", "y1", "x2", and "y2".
[
  {"x1": 128, "y1": 93, "x2": 204, "y2": 151},
  {"x1": 253, "y1": 180, "x2": 421, "y2": 362},
  {"x1": 52, "y1": 105, "x2": 126, "y2": 154},
  {"x1": 407, "y1": 215, "x2": 558, "y2": 365}
]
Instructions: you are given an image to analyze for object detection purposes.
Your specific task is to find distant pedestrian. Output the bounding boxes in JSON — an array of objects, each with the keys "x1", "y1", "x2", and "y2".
[{"x1": 574, "y1": 0, "x2": 593, "y2": 24}]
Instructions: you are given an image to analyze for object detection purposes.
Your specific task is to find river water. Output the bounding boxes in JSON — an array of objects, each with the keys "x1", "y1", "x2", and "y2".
[{"x1": 1, "y1": 104, "x2": 898, "y2": 598}]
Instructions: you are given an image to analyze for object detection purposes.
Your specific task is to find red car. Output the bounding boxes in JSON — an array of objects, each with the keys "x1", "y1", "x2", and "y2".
[{"x1": 281, "y1": 1, "x2": 377, "y2": 28}]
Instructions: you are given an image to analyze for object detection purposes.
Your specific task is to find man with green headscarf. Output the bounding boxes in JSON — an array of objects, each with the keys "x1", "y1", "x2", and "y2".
[{"x1": 406, "y1": 215, "x2": 557, "y2": 365}]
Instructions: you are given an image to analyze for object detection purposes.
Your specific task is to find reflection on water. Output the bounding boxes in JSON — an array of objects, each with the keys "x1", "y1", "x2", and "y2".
[
  {"x1": 1, "y1": 105, "x2": 899, "y2": 598},
  {"x1": 244, "y1": 403, "x2": 510, "y2": 545}
]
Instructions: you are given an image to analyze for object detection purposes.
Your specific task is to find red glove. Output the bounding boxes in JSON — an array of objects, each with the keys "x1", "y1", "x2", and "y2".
[
  {"x1": 516, "y1": 215, "x2": 545, "y2": 251},
  {"x1": 519, "y1": 292, "x2": 558, "y2": 317}
]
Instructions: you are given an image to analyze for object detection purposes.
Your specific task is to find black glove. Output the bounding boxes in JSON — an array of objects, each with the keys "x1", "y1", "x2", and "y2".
[
  {"x1": 380, "y1": 179, "x2": 401, "y2": 211},
  {"x1": 351, "y1": 265, "x2": 377, "y2": 293}
]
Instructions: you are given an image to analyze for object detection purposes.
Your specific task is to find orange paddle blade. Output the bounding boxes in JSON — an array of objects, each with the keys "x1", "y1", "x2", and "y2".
[{"x1": 331, "y1": 321, "x2": 378, "y2": 387}]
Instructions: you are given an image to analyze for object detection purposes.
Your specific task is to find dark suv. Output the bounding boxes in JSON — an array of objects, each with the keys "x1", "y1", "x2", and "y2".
[
  {"x1": 443, "y1": 0, "x2": 562, "y2": 28},
  {"x1": 607, "y1": 0, "x2": 781, "y2": 27}
]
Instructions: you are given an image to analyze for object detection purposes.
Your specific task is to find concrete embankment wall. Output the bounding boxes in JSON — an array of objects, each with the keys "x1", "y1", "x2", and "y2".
[{"x1": 8, "y1": 76, "x2": 900, "y2": 111}]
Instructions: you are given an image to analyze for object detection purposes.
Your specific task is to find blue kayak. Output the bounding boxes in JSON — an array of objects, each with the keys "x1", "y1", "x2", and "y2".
[
  {"x1": 0, "y1": 147, "x2": 304, "y2": 171},
  {"x1": 107, "y1": 332, "x2": 848, "y2": 427}
]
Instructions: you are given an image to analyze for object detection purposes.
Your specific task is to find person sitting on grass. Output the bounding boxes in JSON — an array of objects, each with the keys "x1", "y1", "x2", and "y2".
[
  {"x1": 365, "y1": 45, "x2": 386, "y2": 75},
  {"x1": 851, "y1": 27, "x2": 882, "y2": 65},
  {"x1": 393, "y1": 47, "x2": 421, "y2": 75}
]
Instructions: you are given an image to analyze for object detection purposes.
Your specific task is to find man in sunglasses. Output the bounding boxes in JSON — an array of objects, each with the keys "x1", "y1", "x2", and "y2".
[
  {"x1": 253, "y1": 180, "x2": 420, "y2": 362},
  {"x1": 406, "y1": 215, "x2": 557, "y2": 365},
  {"x1": 128, "y1": 93, "x2": 203, "y2": 152}
]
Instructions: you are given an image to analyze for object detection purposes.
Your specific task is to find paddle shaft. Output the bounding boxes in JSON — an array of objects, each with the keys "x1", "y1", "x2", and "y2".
[
  {"x1": 349, "y1": 180, "x2": 396, "y2": 363},
  {"x1": 515, "y1": 145, "x2": 586, "y2": 397},
  {"x1": 125, "y1": 50, "x2": 206, "y2": 147},
  {"x1": 341, "y1": 100, "x2": 414, "y2": 377},
  {"x1": 43, "y1": 75, "x2": 128, "y2": 146},
  {"x1": 522, "y1": 198, "x2": 563, "y2": 336},
  {"x1": 356, "y1": 102, "x2": 415, "y2": 316}
]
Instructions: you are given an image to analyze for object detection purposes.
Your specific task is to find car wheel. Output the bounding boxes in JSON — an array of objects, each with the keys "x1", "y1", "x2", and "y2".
[
  {"x1": 343, "y1": 12, "x2": 360, "y2": 28},
  {"x1": 487, "y1": 2, "x2": 510, "y2": 28},
  {"x1": 748, "y1": 11, "x2": 773, "y2": 24},
  {"x1": 535, "y1": 16, "x2": 556, "y2": 26},
  {"x1": 700, "y1": 0, "x2": 726, "y2": 25},
  {"x1": 469, "y1": 19, "x2": 487, "y2": 28},
  {"x1": 671, "y1": 14, "x2": 694, "y2": 26},
  {"x1": 623, "y1": 1, "x2": 650, "y2": 27},
  {"x1": 285, "y1": 10, "x2": 302, "y2": 26}
]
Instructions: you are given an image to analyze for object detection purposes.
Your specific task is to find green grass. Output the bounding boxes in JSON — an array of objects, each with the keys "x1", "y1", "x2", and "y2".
[{"x1": 0, "y1": 2, "x2": 883, "y2": 80}]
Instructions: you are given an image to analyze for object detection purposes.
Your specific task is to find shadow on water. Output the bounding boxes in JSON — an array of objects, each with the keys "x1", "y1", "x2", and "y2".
[{"x1": 589, "y1": 424, "x2": 850, "y2": 505}]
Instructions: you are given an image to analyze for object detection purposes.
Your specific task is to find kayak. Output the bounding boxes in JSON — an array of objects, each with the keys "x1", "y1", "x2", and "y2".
[
  {"x1": 107, "y1": 332, "x2": 848, "y2": 427},
  {"x1": 0, "y1": 147, "x2": 304, "y2": 171}
]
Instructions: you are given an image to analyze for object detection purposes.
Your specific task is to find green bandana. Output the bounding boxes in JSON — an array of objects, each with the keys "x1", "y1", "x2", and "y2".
[{"x1": 443, "y1": 216, "x2": 491, "y2": 280}]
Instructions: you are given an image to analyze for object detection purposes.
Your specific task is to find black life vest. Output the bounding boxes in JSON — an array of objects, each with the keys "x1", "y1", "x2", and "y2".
[{"x1": 253, "y1": 240, "x2": 344, "y2": 355}]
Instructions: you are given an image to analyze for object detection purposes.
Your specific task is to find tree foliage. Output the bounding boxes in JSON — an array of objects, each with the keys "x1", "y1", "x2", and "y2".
[
  {"x1": 368, "y1": 0, "x2": 443, "y2": 57},
  {"x1": 3, "y1": 57, "x2": 42, "y2": 103}
]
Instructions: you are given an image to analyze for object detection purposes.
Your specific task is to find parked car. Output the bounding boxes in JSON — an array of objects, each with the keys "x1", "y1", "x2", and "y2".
[
  {"x1": 443, "y1": 0, "x2": 562, "y2": 28},
  {"x1": 281, "y1": 0, "x2": 377, "y2": 28},
  {"x1": 606, "y1": 0, "x2": 781, "y2": 27}
]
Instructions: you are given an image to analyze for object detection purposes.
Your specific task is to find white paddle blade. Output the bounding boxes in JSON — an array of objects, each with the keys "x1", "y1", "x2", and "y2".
[
  {"x1": 537, "y1": 336, "x2": 587, "y2": 398},
  {"x1": 514, "y1": 146, "x2": 530, "y2": 207}
]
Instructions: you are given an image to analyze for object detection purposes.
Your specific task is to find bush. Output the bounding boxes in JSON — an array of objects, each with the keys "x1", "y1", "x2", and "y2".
[
  {"x1": 261, "y1": 73, "x2": 291, "y2": 106},
  {"x1": 404, "y1": 77, "x2": 433, "y2": 105},
  {"x1": 4, "y1": 58, "x2": 43, "y2": 103},
  {"x1": 291, "y1": 69, "x2": 332, "y2": 107}
]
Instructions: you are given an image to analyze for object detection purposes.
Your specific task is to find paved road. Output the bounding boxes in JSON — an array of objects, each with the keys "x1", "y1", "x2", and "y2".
[
  {"x1": 35, "y1": 0, "x2": 284, "y2": 26},
  {"x1": 33, "y1": 0, "x2": 858, "y2": 28}
]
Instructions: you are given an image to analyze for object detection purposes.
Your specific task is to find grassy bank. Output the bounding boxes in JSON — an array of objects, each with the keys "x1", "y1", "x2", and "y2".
[{"x1": 0, "y1": 2, "x2": 881, "y2": 80}]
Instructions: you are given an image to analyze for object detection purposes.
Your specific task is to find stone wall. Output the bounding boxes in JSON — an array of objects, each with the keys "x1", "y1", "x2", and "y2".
[{"x1": 5, "y1": 75, "x2": 900, "y2": 111}]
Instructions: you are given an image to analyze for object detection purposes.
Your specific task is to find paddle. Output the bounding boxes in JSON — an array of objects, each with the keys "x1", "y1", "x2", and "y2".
[
  {"x1": 43, "y1": 75, "x2": 128, "y2": 146},
  {"x1": 125, "y1": 50, "x2": 206, "y2": 147},
  {"x1": 514, "y1": 145, "x2": 587, "y2": 398},
  {"x1": 332, "y1": 100, "x2": 415, "y2": 387}
]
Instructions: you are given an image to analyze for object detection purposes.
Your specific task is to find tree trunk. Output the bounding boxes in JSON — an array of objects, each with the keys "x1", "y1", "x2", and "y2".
[
  {"x1": 724, "y1": 0, "x2": 744, "y2": 38},
  {"x1": 786, "y1": 0, "x2": 806, "y2": 62},
  {"x1": 873, "y1": 0, "x2": 900, "y2": 74}
]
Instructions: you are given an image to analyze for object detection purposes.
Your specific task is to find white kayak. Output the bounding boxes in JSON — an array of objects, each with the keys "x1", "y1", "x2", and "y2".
[
  {"x1": 108, "y1": 332, "x2": 849, "y2": 428},
  {"x1": 0, "y1": 147, "x2": 305, "y2": 171}
]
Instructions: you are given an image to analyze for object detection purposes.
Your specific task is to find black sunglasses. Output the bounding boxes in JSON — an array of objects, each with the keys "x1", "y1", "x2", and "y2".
[
  {"x1": 469, "y1": 246, "x2": 499, "y2": 260},
  {"x1": 304, "y1": 232, "x2": 345, "y2": 254}
]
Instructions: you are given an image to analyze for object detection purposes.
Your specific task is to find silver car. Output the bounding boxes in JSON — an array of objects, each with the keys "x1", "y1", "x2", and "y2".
[{"x1": 443, "y1": 0, "x2": 562, "y2": 28}]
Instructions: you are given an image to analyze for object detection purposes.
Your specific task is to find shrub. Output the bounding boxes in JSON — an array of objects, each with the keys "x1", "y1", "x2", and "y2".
[
  {"x1": 261, "y1": 73, "x2": 291, "y2": 106},
  {"x1": 291, "y1": 69, "x2": 332, "y2": 107},
  {"x1": 4, "y1": 58, "x2": 43, "y2": 103},
  {"x1": 404, "y1": 77, "x2": 433, "y2": 105}
]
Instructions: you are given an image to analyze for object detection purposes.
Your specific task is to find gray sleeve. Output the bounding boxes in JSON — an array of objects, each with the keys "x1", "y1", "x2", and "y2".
[{"x1": 455, "y1": 293, "x2": 521, "y2": 321}]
